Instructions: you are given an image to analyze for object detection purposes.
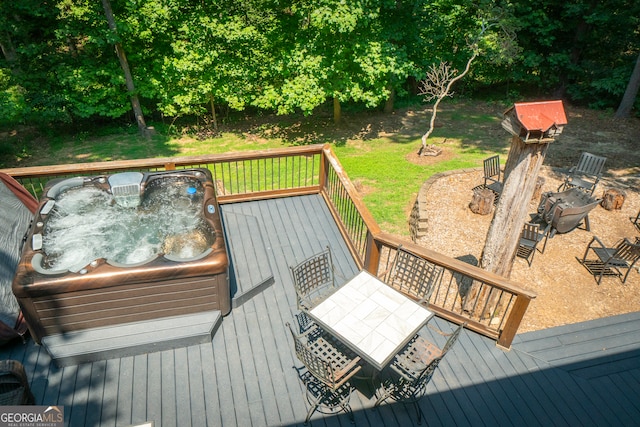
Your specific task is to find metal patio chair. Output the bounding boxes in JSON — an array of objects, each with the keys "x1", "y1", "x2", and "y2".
[
  {"x1": 516, "y1": 222, "x2": 551, "y2": 266},
  {"x1": 0, "y1": 360, "x2": 35, "y2": 406},
  {"x1": 374, "y1": 322, "x2": 465, "y2": 424},
  {"x1": 290, "y1": 246, "x2": 336, "y2": 311},
  {"x1": 631, "y1": 209, "x2": 640, "y2": 232},
  {"x1": 558, "y1": 152, "x2": 606, "y2": 196},
  {"x1": 286, "y1": 322, "x2": 362, "y2": 425},
  {"x1": 578, "y1": 236, "x2": 640, "y2": 285},
  {"x1": 483, "y1": 155, "x2": 503, "y2": 197},
  {"x1": 384, "y1": 246, "x2": 444, "y2": 306}
]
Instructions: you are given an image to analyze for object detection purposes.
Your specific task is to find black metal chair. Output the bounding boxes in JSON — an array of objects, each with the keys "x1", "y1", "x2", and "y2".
[
  {"x1": 516, "y1": 222, "x2": 551, "y2": 266},
  {"x1": 578, "y1": 236, "x2": 640, "y2": 284},
  {"x1": 374, "y1": 322, "x2": 465, "y2": 424},
  {"x1": 384, "y1": 246, "x2": 443, "y2": 306},
  {"x1": 290, "y1": 246, "x2": 336, "y2": 311},
  {"x1": 286, "y1": 322, "x2": 362, "y2": 425},
  {"x1": 294, "y1": 311, "x2": 318, "y2": 334},
  {"x1": 631, "y1": 209, "x2": 640, "y2": 232},
  {"x1": 483, "y1": 155, "x2": 503, "y2": 197},
  {"x1": 0, "y1": 360, "x2": 35, "y2": 406},
  {"x1": 558, "y1": 152, "x2": 606, "y2": 195}
]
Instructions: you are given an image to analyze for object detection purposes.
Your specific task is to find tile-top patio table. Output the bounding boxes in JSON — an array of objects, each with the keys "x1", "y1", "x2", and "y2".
[{"x1": 308, "y1": 270, "x2": 434, "y2": 371}]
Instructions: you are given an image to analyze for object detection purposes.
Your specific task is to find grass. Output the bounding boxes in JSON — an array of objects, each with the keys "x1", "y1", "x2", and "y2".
[
  {"x1": 1, "y1": 99, "x2": 511, "y2": 237},
  {"x1": 339, "y1": 154, "x2": 487, "y2": 235}
]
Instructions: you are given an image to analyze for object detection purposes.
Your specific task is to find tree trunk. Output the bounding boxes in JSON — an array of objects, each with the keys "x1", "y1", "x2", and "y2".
[
  {"x1": 463, "y1": 136, "x2": 548, "y2": 316},
  {"x1": 469, "y1": 188, "x2": 494, "y2": 215},
  {"x1": 420, "y1": 96, "x2": 442, "y2": 152},
  {"x1": 419, "y1": 53, "x2": 477, "y2": 155},
  {"x1": 482, "y1": 136, "x2": 548, "y2": 276},
  {"x1": 0, "y1": 32, "x2": 17, "y2": 64},
  {"x1": 384, "y1": 84, "x2": 395, "y2": 113},
  {"x1": 601, "y1": 188, "x2": 626, "y2": 210},
  {"x1": 333, "y1": 96, "x2": 341, "y2": 124},
  {"x1": 615, "y1": 52, "x2": 640, "y2": 118},
  {"x1": 0, "y1": 31, "x2": 21, "y2": 75},
  {"x1": 209, "y1": 93, "x2": 218, "y2": 130},
  {"x1": 553, "y1": 6, "x2": 592, "y2": 99},
  {"x1": 101, "y1": 0, "x2": 149, "y2": 138}
]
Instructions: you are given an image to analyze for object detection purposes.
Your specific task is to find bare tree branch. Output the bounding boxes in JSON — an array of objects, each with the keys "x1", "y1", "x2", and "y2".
[
  {"x1": 417, "y1": 9, "x2": 517, "y2": 155},
  {"x1": 419, "y1": 51, "x2": 478, "y2": 155}
]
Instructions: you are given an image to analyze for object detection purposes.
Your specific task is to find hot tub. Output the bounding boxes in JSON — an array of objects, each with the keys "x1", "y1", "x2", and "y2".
[{"x1": 12, "y1": 168, "x2": 230, "y2": 344}]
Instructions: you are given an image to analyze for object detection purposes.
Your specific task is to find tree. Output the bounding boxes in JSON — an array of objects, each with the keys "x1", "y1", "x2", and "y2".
[
  {"x1": 1, "y1": 0, "x2": 638, "y2": 128},
  {"x1": 480, "y1": 137, "x2": 550, "y2": 278},
  {"x1": 417, "y1": 6, "x2": 518, "y2": 155},
  {"x1": 463, "y1": 102, "x2": 566, "y2": 318},
  {"x1": 418, "y1": 59, "x2": 475, "y2": 155},
  {"x1": 101, "y1": 0, "x2": 148, "y2": 137},
  {"x1": 252, "y1": 0, "x2": 414, "y2": 123},
  {"x1": 0, "y1": 1, "x2": 67, "y2": 123},
  {"x1": 143, "y1": 1, "x2": 272, "y2": 128},
  {"x1": 50, "y1": 1, "x2": 143, "y2": 122},
  {"x1": 509, "y1": 0, "x2": 640, "y2": 110},
  {"x1": 615, "y1": 51, "x2": 640, "y2": 118}
]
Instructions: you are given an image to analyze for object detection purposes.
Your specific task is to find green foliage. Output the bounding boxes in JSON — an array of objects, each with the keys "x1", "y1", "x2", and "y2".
[
  {"x1": 154, "y1": 9, "x2": 267, "y2": 117},
  {"x1": 0, "y1": 69, "x2": 28, "y2": 125},
  {"x1": 506, "y1": 0, "x2": 640, "y2": 109},
  {"x1": 253, "y1": 0, "x2": 416, "y2": 115},
  {"x1": 0, "y1": 0, "x2": 638, "y2": 127}
]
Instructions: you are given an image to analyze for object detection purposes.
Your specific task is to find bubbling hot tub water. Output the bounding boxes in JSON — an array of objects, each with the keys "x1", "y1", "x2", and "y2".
[{"x1": 41, "y1": 175, "x2": 211, "y2": 272}]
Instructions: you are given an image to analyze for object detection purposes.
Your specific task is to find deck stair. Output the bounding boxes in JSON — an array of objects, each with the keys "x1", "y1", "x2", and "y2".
[{"x1": 42, "y1": 310, "x2": 222, "y2": 367}]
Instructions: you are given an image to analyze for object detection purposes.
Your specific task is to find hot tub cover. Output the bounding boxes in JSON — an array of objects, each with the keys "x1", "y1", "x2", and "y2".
[{"x1": 0, "y1": 173, "x2": 36, "y2": 344}]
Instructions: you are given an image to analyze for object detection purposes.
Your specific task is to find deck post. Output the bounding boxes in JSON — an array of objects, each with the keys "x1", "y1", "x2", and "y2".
[
  {"x1": 496, "y1": 294, "x2": 532, "y2": 349},
  {"x1": 363, "y1": 231, "x2": 381, "y2": 275},
  {"x1": 319, "y1": 144, "x2": 330, "y2": 192}
]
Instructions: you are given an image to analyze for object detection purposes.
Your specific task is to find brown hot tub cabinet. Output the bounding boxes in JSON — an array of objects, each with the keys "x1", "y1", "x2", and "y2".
[{"x1": 12, "y1": 169, "x2": 230, "y2": 350}]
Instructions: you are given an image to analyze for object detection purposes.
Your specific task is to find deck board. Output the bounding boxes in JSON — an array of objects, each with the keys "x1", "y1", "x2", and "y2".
[
  {"x1": 100, "y1": 358, "x2": 119, "y2": 426},
  {"x1": 145, "y1": 353, "x2": 162, "y2": 426},
  {"x1": 1, "y1": 194, "x2": 640, "y2": 426},
  {"x1": 222, "y1": 211, "x2": 274, "y2": 307}
]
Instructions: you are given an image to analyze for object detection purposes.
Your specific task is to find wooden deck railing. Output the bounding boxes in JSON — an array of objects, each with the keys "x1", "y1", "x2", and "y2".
[
  {"x1": 2, "y1": 143, "x2": 534, "y2": 348},
  {"x1": 317, "y1": 145, "x2": 535, "y2": 348}
]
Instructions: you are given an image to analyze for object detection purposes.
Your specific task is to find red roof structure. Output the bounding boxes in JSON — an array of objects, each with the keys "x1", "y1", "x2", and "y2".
[
  {"x1": 501, "y1": 100, "x2": 567, "y2": 143},
  {"x1": 512, "y1": 100, "x2": 567, "y2": 132}
]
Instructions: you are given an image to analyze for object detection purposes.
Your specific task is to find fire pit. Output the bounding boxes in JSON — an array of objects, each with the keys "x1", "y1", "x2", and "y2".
[{"x1": 535, "y1": 187, "x2": 601, "y2": 234}]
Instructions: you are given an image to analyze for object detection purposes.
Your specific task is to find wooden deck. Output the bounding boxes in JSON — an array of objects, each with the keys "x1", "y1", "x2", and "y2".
[{"x1": 2, "y1": 194, "x2": 639, "y2": 426}]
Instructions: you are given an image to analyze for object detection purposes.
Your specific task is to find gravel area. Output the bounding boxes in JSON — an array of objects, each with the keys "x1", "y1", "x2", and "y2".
[{"x1": 415, "y1": 166, "x2": 640, "y2": 332}]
